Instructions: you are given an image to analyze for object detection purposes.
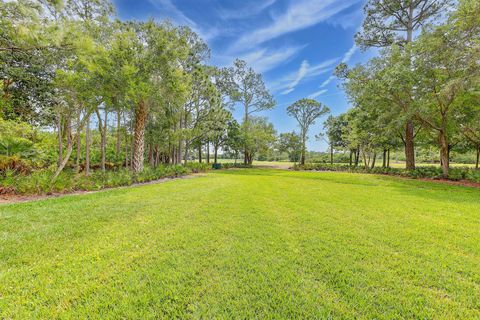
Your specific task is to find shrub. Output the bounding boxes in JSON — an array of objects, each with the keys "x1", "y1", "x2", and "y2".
[
  {"x1": 0, "y1": 155, "x2": 33, "y2": 175},
  {"x1": 221, "y1": 163, "x2": 253, "y2": 169},
  {"x1": 0, "y1": 164, "x2": 208, "y2": 195},
  {"x1": 293, "y1": 163, "x2": 480, "y2": 184},
  {"x1": 184, "y1": 162, "x2": 211, "y2": 173}
]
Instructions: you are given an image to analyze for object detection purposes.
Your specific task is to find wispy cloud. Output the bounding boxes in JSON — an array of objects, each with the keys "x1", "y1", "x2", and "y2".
[
  {"x1": 318, "y1": 44, "x2": 357, "y2": 88},
  {"x1": 327, "y1": 7, "x2": 364, "y2": 29},
  {"x1": 341, "y1": 44, "x2": 357, "y2": 63},
  {"x1": 240, "y1": 45, "x2": 306, "y2": 73},
  {"x1": 219, "y1": 0, "x2": 277, "y2": 20},
  {"x1": 232, "y1": 0, "x2": 360, "y2": 49},
  {"x1": 147, "y1": 0, "x2": 218, "y2": 41},
  {"x1": 148, "y1": 0, "x2": 196, "y2": 26},
  {"x1": 308, "y1": 89, "x2": 328, "y2": 99},
  {"x1": 320, "y1": 75, "x2": 335, "y2": 88},
  {"x1": 271, "y1": 57, "x2": 338, "y2": 93},
  {"x1": 281, "y1": 60, "x2": 310, "y2": 95}
]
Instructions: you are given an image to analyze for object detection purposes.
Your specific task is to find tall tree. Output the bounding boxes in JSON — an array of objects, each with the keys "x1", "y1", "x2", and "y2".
[
  {"x1": 226, "y1": 59, "x2": 275, "y2": 164},
  {"x1": 287, "y1": 99, "x2": 330, "y2": 165},
  {"x1": 355, "y1": 0, "x2": 451, "y2": 170}
]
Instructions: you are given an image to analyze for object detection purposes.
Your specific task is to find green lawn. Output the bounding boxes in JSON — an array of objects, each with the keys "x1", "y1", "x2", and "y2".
[{"x1": 1, "y1": 169, "x2": 479, "y2": 319}]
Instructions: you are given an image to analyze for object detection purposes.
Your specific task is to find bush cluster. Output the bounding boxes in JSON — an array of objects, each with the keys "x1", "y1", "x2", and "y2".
[
  {"x1": 219, "y1": 163, "x2": 254, "y2": 169},
  {"x1": 293, "y1": 163, "x2": 480, "y2": 183},
  {"x1": 0, "y1": 163, "x2": 211, "y2": 195}
]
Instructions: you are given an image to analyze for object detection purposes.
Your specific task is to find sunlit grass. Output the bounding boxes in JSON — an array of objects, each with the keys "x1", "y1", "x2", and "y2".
[{"x1": 1, "y1": 169, "x2": 479, "y2": 318}]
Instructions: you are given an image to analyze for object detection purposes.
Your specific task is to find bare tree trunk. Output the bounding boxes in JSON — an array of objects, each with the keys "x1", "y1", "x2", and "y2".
[
  {"x1": 124, "y1": 113, "x2": 129, "y2": 169},
  {"x1": 387, "y1": 149, "x2": 391, "y2": 168},
  {"x1": 116, "y1": 110, "x2": 121, "y2": 157},
  {"x1": 85, "y1": 116, "x2": 90, "y2": 176},
  {"x1": 300, "y1": 133, "x2": 306, "y2": 165},
  {"x1": 155, "y1": 145, "x2": 160, "y2": 167},
  {"x1": 349, "y1": 150, "x2": 353, "y2": 166},
  {"x1": 476, "y1": 146, "x2": 479, "y2": 169},
  {"x1": 439, "y1": 131, "x2": 449, "y2": 177},
  {"x1": 382, "y1": 149, "x2": 387, "y2": 168},
  {"x1": 53, "y1": 112, "x2": 90, "y2": 180},
  {"x1": 75, "y1": 110, "x2": 81, "y2": 173},
  {"x1": 148, "y1": 143, "x2": 154, "y2": 167},
  {"x1": 206, "y1": 142, "x2": 210, "y2": 164},
  {"x1": 66, "y1": 117, "x2": 72, "y2": 151},
  {"x1": 95, "y1": 109, "x2": 107, "y2": 172},
  {"x1": 132, "y1": 100, "x2": 147, "y2": 173},
  {"x1": 330, "y1": 143, "x2": 333, "y2": 165},
  {"x1": 57, "y1": 113, "x2": 63, "y2": 168},
  {"x1": 405, "y1": 121, "x2": 415, "y2": 170},
  {"x1": 371, "y1": 152, "x2": 377, "y2": 169},
  {"x1": 214, "y1": 142, "x2": 218, "y2": 164},
  {"x1": 198, "y1": 145, "x2": 202, "y2": 163},
  {"x1": 184, "y1": 140, "x2": 189, "y2": 164},
  {"x1": 53, "y1": 140, "x2": 74, "y2": 180}
]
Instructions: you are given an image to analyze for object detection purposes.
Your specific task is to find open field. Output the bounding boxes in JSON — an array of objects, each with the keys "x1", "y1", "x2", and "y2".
[{"x1": 1, "y1": 169, "x2": 480, "y2": 318}]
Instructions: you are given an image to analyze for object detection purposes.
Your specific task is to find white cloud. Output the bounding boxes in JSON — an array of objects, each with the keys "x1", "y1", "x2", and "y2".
[
  {"x1": 232, "y1": 0, "x2": 360, "y2": 49},
  {"x1": 220, "y1": 0, "x2": 277, "y2": 20},
  {"x1": 270, "y1": 57, "x2": 338, "y2": 93},
  {"x1": 341, "y1": 44, "x2": 357, "y2": 63},
  {"x1": 308, "y1": 89, "x2": 328, "y2": 99},
  {"x1": 281, "y1": 60, "x2": 310, "y2": 95},
  {"x1": 320, "y1": 75, "x2": 335, "y2": 88},
  {"x1": 240, "y1": 45, "x2": 306, "y2": 73}
]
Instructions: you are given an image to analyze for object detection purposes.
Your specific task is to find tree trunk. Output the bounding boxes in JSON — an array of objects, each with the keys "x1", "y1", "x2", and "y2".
[
  {"x1": 355, "y1": 149, "x2": 360, "y2": 166},
  {"x1": 300, "y1": 134, "x2": 306, "y2": 165},
  {"x1": 362, "y1": 150, "x2": 368, "y2": 169},
  {"x1": 387, "y1": 149, "x2": 390, "y2": 168},
  {"x1": 214, "y1": 143, "x2": 218, "y2": 164},
  {"x1": 85, "y1": 116, "x2": 90, "y2": 176},
  {"x1": 476, "y1": 146, "x2": 479, "y2": 169},
  {"x1": 57, "y1": 113, "x2": 63, "y2": 168},
  {"x1": 371, "y1": 152, "x2": 377, "y2": 169},
  {"x1": 183, "y1": 140, "x2": 189, "y2": 165},
  {"x1": 349, "y1": 150, "x2": 353, "y2": 166},
  {"x1": 75, "y1": 110, "x2": 81, "y2": 173},
  {"x1": 53, "y1": 139, "x2": 74, "y2": 180},
  {"x1": 148, "y1": 143, "x2": 154, "y2": 167},
  {"x1": 330, "y1": 143, "x2": 333, "y2": 165},
  {"x1": 132, "y1": 100, "x2": 147, "y2": 173},
  {"x1": 405, "y1": 120, "x2": 415, "y2": 170},
  {"x1": 198, "y1": 146, "x2": 202, "y2": 163},
  {"x1": 382, "y1": 149, "x2": 387, "y2": 168},
  {"x1": 439, "y1": 131, "x2": 449, "y2": 177},
  {"x1": 96, "y1": 109, "x2": 107, "y2": 172},
  {"x1": 116, "y1": 110, "x2": 121, "y2": 157},
  {"x1": 206, "y1": 142, "x2": 210, "y2": 164},
  {"x1": 155, "y1": 145, "x2": 160, "y2": 167}
]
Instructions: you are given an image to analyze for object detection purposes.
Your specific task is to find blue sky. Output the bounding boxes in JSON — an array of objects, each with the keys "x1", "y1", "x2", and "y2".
[{"x1": 113, "y1": 0, "x2": 373, "y2": 151}]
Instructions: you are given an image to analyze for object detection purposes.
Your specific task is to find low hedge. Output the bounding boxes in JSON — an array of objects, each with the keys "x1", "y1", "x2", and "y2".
[
  {"x1": 0, "y1": 163, "x2": 211, "y2": 195},
  {"x1": 293, "y1": 163, "x2": 480, "y2": 183},
  {"x1": 219, "y1": 163, "x2": 254, "y2": 169}
]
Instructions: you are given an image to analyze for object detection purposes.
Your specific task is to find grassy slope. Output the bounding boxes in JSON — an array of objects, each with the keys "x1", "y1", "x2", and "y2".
[{"x1": 1, "y1": 169, "x2": 479, "y2": 319}]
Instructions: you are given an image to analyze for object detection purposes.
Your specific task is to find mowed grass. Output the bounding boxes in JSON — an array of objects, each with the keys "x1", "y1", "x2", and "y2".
[{"x1": 1, "y1": 169, "x2": 479, "y2": 319}]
